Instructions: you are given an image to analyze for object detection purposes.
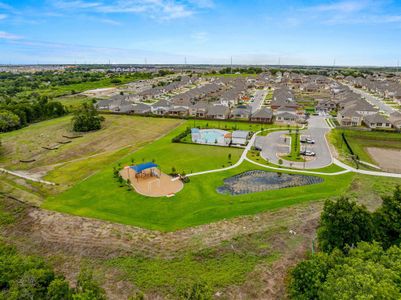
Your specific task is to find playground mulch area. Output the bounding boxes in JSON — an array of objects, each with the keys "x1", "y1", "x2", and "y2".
[{"x1": 120, "y1": 168, "x2": 183, "y2": 197}]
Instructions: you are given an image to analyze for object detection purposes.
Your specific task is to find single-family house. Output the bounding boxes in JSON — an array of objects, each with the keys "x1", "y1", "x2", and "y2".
[
  {"x1": 363, "y1": 113, "x2": 392, "y2": 129},
  {"x1": 206, "y1": 105, "x2": 230, "y2": 119},
  {"x1": 250, "y1": 107, "x2": 273, "y2": 123}
]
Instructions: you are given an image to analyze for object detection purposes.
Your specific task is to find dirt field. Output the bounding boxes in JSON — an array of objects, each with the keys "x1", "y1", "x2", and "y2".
[
  {"x1": 2, "y1": 195, "x2": 321, "y2": 299},
  {"x1": 366, "y1": 147, "x2": 401, "y2": 173},
  {"x1": 0, "y1": 115, "x2": 182, "y2": 172}
]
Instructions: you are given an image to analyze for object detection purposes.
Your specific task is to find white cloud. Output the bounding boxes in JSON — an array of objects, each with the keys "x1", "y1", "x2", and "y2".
[
  {"x1": 0, "y1": 14, "x2": 7, "y2": 20},
  {"x1": 0, "y1": 31, "x2": 23, "y2": 40},
  {"x1": 49, "y1": 0, "x2": 210, "y2": 20}
]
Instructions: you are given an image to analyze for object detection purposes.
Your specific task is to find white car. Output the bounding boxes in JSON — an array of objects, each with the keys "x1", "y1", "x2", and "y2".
[{"x1": 300, "y1": 150, "x2": 316, "y2": 156}]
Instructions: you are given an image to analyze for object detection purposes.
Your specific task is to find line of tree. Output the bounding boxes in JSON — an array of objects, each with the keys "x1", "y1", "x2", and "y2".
[
  {"x1": 0, "y1": 241, "x2": 106, "y2": 299},
  {"x1": 289, "y1": 186, "x2": 401, "y2": 299},
  {"x1": 0, "y1": 95, "x2": 67, "y2": 132}
]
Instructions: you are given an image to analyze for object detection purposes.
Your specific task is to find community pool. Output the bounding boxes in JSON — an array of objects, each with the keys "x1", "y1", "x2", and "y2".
[
  {"x1": 191, "y1": 129, "x2": 231, "y2": 146},
  {"x1": 217, "y1": 170, "x2": 324, "y2": 195}
]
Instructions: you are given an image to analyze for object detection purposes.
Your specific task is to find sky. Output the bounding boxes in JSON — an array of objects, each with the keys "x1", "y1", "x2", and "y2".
[{"x1": 0, "y1": 0, "x2": 401, "y2": 66}]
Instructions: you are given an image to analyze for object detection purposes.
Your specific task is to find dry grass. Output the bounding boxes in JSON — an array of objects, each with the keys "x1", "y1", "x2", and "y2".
[{"x1": 0, "y1": 115, "x2": 182, "y2": 171}]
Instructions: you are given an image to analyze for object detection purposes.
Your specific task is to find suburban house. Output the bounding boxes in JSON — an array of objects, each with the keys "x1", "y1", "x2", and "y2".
[
  {"x1": 250, "y1": 107, "x2": 273, "y2": 123},
  {"x1": 363, "y1": 113, "x2": 392, "y2": 129},
  {"x1": 316, "y1": 99, "x2": 337, "y2": 113},
  {"x1": 337, "y1": 108, "x2": 364, "y2": 126},
  {"x1": 270, "y1": 87, "x2": 298, "y2": 110},
  {"x1": 390, "y1": 112, "x2": 401, "y2": 130},
  {"x1": 230, "y1": 105, "x2": 251, "y2": 120},
  {"x1": 231, "y1": 130, "x2": 250, "y2": 145},
  {"x1": 206, "y1": 104, "x2": 230, "y2": 119},
  {"x1": 189, "y1": 101, "x2": 208, "y2": 118},
  {"x1": 168, "y1": 106, "x2": 188, "y2": 117},
  {"x1": 130, "y1": 103, "x2": 151, "y2": 115},
  {"x1": 151, "y1": 99, "x2": 171, "y2": 115}
]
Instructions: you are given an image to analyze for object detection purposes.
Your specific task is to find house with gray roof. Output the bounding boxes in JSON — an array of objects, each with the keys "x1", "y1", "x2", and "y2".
[
  {"x1": 250, "y1": 107, "x2": 273, "y2": 123},
  {"x1": 151, "y1": 99, "x2": 171, "y2": 115},
  {"x1": 230, "y1": 105, "x2": 251, "y2": 120},
  {"x1": 363, "y1": 113, "x2": 391, "y2": 129},
  {"x1": 206, "y1": 104, "x2": 230, "y2": 119},
  {"x1": 390, "y1": 112, "x2": 401, "y2": 130}
]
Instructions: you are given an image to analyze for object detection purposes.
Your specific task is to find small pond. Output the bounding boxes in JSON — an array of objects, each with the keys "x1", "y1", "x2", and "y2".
[{"x1": 216, "y1": 170, "x2": 324, "y2": 195}]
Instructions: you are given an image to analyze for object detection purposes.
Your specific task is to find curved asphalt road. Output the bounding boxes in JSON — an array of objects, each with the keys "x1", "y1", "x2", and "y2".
[{"x1": 255, "y1": 116, "x2": 333, "y2": 169}]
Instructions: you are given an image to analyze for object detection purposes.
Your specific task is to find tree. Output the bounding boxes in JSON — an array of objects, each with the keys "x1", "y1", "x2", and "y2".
[
  {"x1": 290, "y1": 252, "x2": 339, "y2": 300},
  {"x1": 73, "y1": 268, "x2": 106, "y2": 300},
  {"x1": 290, "y1": 242, "x2": 401, "y2": 300},
  {"x1": 318, "y1": 197, "x2": 374, "y2": 253},
  {"x1": 374, "y1": 186, "x2": 401, "y2": 248},
  {"x1": 319, "y1": 243, "x2": 401, "y2": 300},
  {"x1": 72, "y1": 103, "x2": 104, "y2": 132},
  {"x1": 47, "y1": 278, "x2": 73, "y2": 300},
  {"x1": 0, "y1": 110, "x2": 20, "y2": 132}
]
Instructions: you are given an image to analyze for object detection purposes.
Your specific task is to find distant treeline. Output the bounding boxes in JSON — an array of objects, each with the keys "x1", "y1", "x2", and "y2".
[
  {"x1": 0, "y1": 70, "x2": 157, "y2": 98},
  {"x1": 0, "y1": 95, "x2": 67, "y2": 132}
]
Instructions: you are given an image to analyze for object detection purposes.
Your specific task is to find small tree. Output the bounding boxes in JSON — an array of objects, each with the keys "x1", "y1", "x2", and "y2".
[
  {"x1": 278, "y1": 159, "x2": 283, "y2": 166},
  {"x1": 72, "y1": 103, "x2": 104, "y2": 132}
]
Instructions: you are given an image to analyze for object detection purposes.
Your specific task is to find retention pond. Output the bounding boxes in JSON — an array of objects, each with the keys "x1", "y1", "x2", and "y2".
[{"x1": 217, "y1": 170, "x2": 324, "y2": 195}]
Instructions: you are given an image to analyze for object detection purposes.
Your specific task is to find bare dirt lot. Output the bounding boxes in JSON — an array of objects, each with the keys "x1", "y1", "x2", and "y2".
[
  {"x1": 2, "y1": 195, "x2": 321, "y2": 299},
  {"x1": 366, "y1": 147, "x2": 401, "y2": 173}
]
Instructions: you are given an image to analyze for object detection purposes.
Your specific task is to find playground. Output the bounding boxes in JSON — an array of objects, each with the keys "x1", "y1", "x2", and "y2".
[{"x1": 120, "y1": 162, "x2": 183, "y2": 197}]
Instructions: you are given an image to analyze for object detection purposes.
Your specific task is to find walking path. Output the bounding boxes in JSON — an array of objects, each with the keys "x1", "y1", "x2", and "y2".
[{"x1": 0, "y1": 168, "x2": 55, "y2": 185}]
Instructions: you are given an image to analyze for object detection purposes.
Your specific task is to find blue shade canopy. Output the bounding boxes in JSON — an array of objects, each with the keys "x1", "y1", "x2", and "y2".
[{"x1": 130, "y1": 162, "x2": 158, "y2": 173}]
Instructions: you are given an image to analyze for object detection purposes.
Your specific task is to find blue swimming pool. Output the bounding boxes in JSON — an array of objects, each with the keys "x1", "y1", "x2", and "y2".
[{"x1": 191, "y1": 129, "x2": 230, "y2": 146}]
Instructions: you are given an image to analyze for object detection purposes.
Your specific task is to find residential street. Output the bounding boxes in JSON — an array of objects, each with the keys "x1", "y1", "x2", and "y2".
[
  {"x1": 347, "y1": 84, "x2": 396, "y2": 114},
  {"x1": 255, "y1": 116, "x2": 332, "y2": 169},
  {"x1": 250, "y1": 89, "x2": 268, "y2": 113}
]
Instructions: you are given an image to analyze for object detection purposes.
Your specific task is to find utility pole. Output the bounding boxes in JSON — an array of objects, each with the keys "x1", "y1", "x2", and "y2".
[{"x1": 230, "y1": 56, "x2": 233, "y2": 74}]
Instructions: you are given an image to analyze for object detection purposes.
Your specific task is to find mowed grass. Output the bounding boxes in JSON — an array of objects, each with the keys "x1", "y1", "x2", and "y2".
[
  {"x1": 328, "y1": 129, "x2": 401, "y2": 165},
  {"x1": 43, "y1": 119, "x2": 354, "y2": 231}
]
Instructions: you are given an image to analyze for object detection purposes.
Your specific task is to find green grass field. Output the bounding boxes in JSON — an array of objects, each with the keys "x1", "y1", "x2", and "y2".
[
  {"x1": 43, "y1": 120, "x2": 354, "y2": 231},
  {"x1": 328, "y1": 129, "x2": 401, "y2": 165},
  {"x1": 16, "y1": 74, "x2": 151, "y2": 98}
]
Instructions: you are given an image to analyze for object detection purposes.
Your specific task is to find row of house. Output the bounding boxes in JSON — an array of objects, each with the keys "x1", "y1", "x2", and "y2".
[
  {"x1": 333, "y1": 84, "x2": 393, "y2": 129},
  {"x1": 344, "y1": 76, "x2": 401, "y2": 103}
]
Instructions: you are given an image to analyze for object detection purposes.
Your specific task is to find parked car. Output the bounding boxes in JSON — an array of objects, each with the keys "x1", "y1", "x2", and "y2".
[
  {"x1": 300, "y1": 150, "x2": 316, "y2": 156},
  {"x1": 301, "y1": 138, "x2": 315, "y2": 144}
]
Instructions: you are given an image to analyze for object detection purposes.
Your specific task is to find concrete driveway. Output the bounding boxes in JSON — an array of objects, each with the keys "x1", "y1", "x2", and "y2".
[{"x1": 255, "y1": 116, "x2": 333, "y2": 169}]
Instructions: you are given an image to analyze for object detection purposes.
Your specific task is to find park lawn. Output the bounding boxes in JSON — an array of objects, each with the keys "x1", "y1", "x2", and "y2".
[
  {"x1": 43, "y1": 158, "x2": 354, "y2": 231},
  {"x1": 329, "y1": 129, "x2": 401, "y2": 165}
]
